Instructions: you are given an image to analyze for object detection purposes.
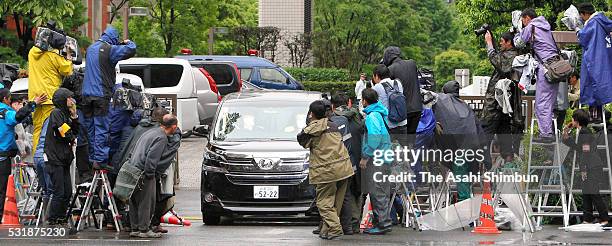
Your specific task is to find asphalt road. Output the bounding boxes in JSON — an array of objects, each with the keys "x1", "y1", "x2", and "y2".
[{"x1": 2, "y1": 137, "x2": 612, "y2": 245}]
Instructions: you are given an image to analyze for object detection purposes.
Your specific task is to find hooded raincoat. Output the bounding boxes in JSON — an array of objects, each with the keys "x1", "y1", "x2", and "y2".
[
  {"x1": 382, "y1": 47, "x2": 422, "y2": 114},
  {"x1": 578, "y1": 12, "x2": 612, "y2": 107},
  {"x1": 519, "y1": 16, "x2": 559, "y2": 137},
  {"x1": 82, "y1": 27, "x2": 136, "y2": 166},
  {"x1": 28, "y1": 46, "x2": 73, "y2": 153},
  {"x1": 44, "y1": 88, "x2": 78, "y2": 166},
  {"x1": 297, "y1": 117, "x2": 354, "y2": 185}
]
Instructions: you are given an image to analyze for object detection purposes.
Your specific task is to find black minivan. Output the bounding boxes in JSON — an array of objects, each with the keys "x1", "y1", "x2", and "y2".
[{"x1": 200, "y1": 90, "x2": 321, "y2": 224}]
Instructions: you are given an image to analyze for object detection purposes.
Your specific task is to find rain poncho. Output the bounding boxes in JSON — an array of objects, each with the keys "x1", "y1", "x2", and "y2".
[{"x1": 578, "y1": 12, "x2": 612, "y2": 106}]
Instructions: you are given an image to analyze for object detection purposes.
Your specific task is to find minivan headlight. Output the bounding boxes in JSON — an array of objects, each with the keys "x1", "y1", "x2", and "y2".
[{"x1": 202, "y1": 149, "x2": 227, "y2": 173}]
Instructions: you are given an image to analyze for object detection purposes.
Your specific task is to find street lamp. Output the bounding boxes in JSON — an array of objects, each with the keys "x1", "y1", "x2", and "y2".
[{"x1": 121, "y1": 5, "x2": 148, "y2": 39}]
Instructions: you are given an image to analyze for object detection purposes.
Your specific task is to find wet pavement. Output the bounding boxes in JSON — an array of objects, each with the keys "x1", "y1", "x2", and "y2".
[{"x1": 2, "y1": 137, "x2": 612, "y2": 245}]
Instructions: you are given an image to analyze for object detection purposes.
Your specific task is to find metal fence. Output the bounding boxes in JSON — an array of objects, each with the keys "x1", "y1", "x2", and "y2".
[{"x1": 460, "y1": 95, "x2": 535, "y2": 130}]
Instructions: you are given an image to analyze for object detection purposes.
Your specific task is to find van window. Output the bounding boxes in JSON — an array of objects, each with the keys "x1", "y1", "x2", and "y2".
[
  {"x1": 120, "y1": 66, "x2": 146, "y2": 82},
  {"x1": 119, "y1": 64, "x2": 183, "y2": 88},
  {"x1": 197, "y1": 64, "x2": 234, "y2": 85},
  {"x1": 260, "y1": 68, "x2": 287, "y2": 84},
  {"x1": 150, "y1": 64, "x2": 183, "y2": 88},
  {"x1": 239, "y1": 68, "x2": 252, "y2": 81}
]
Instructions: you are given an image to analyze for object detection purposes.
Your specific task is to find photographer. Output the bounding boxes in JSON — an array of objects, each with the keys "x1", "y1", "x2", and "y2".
[
  {"x1": 28, "y1": 26, "x2": 73, "y2": 153},
  {"x1": 481, "y1": 31, "x2": 521, "y2": 159},
  {"x1": 0, "y1": 89, "x2": 45, "y2": 220},
  {"x1": 576, "y1": 3, "x2": 612, "y2": 111},
  {"x1": 82, "y1": 27, "x2": 136, "y2": 171},
  {"x1": 517, "y1": 8, "x2": 560, "y2": 143}
]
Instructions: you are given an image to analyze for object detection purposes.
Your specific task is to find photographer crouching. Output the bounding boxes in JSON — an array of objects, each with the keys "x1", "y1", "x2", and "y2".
[{"x1": 480, "y1": 29, "x2": 523, "y2": 162}]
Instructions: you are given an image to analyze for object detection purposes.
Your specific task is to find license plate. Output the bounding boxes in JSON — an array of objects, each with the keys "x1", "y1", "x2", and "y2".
[{"x1": 253, "y1": 186, "x2": 279, "y2": 199}]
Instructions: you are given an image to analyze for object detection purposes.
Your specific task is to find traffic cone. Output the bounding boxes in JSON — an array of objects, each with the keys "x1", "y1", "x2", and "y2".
[
  {"x1": 472, "y1": 182, "x2": 500, "y2": 234},
  {"x1": 161, "y1": 211, "x2": 191, "y2": 226},
  {"x1": 2, "y1": 175, "x2": 20, "y2": 226}
]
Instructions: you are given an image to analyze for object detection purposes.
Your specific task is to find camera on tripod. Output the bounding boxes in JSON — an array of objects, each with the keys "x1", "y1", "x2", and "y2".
[
  {"x1": 474, "y1": 23, "x2": 492, "y2": 36},
  {"x1": 34, "y1": 20, "x2": 82, "y2": 64}
]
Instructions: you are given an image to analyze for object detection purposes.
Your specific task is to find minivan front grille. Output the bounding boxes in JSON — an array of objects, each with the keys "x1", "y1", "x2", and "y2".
[{"x1": 225, "y1": 172, "x2": 307, "y2": 185}]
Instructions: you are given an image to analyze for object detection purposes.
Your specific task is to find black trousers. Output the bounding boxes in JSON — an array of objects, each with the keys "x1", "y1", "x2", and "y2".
[
  {"x1": 340, "y1": 177, "x2": 353, "y2": 232},
  {"x1": 75, "y1": 145, "x2": 93, "y2": 184},
  {"x1": 389, "y1": 125, "x2": 409, "y2": 147},
  {"x1": 46, "y1": 163, "x2": 72, "y2": 223},
  {"x1": 405, "y1": 111, "x2": 421, "y2": 134},
  {"x1": 553, "y1": 109, "x2": 566, "y2": 131},
  {"x1": 129, "y1": 177, "x2": 156, "y2": 232},
  {"x1": 0, "y1": 158, "x2": 11, "y2": 220},
  {"x1": 151, "y1": 178, "x2": 172, "y2": 227},
  {"x1": 582, "y1": 194, "x2": 610, "y2": 223}
]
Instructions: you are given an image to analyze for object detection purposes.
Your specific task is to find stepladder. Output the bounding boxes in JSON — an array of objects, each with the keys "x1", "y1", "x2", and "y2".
[
  {"x1": 75, "y1": 169, "x2": 122, "y2": 232},
  {"x1": 525, "y1": 116, "x2": 569, "y2": 228},
  {"x1": 12, "y1": 159, "x2": 45, "y2": 226}
]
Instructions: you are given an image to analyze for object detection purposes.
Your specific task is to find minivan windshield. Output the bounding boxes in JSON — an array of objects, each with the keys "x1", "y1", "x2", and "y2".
[{"x1": 213, "y1": 102, "x2": 308, "y2": 142}]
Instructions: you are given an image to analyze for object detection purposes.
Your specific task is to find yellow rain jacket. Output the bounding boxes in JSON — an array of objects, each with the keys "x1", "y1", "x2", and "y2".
[{"x1": 27, "y1": 46, "x2": 73, "y2": 104}]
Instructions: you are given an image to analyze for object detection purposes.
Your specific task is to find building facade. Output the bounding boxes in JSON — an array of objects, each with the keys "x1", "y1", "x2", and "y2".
[
  {"x1": 258, "y1": 0, "x2": 312, "y2": 67},
  {"x1": 81, "y1": 0, "x2": 112, "y2": 41}
]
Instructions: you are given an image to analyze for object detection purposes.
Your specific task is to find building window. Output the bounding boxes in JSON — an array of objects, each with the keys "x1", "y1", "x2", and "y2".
[{"x1": 304, "y1": 0, "x2": 312, "y2": 34}]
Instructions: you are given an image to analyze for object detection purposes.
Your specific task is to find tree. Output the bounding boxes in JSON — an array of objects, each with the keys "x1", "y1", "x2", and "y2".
[
  {"x1": 0, "y1": 0, "x2": 83, "y2": 59},
  {"x1": 433, "y1": 49, "x2": 472, "y2": 87},
  {"x1": 284, "y1": 33, "x2": 311, "y2": 68},
  {"x1": 229, "y1": 26, "x2": 281, "y2": 57},
  {"x1": 213, "y1": 0, "x2": 258, "y2": 55},
  {"x1": 113, "y1": 0, "x2": 217, "y2": 57},
  {"x1": 312, "y1": 0, "x2": 456, "y2": 73},
  {"x1": 230, "y1": 26, "x2": 255, "y2": 55},
  {"x1": 262, "y1": 27, "x2": 280, "y2": 62},
  {"x1": 109, "y1": 0, "x2": 130, "y2": 23}
]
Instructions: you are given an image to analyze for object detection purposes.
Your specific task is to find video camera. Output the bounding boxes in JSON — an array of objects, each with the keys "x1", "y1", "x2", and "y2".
[
  {"x1": 34, "y1": 20, "x2": 82, "y2": 64},
  {"x1": 474, "y1": 24, "x2": 492, "y2": 36}
]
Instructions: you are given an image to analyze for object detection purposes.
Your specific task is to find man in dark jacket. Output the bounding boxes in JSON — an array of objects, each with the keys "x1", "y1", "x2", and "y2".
[
  {"x1": 111, "y1": 107, "x2": 168, "y2": 171},
  {"x1": 481, "y1": 31, "x2": 522, "y2": 160},
  {"x1": 382, "y1": 46, "x2": 422, "y2": 134},
  {"x1": 128, "y1": 114, "x2": 178, "y2": 238},
  {"x1": 82, "y1": 27, "x2": 136, "y2": 171},
  {"x1": 330, "y1": 92, "x2": 364, "y2": 234},
  {"x1": 562, "y1": 109, "x2": 610, "y2": 226},
  {"x1": 44, "y1": 88, "x2": 79, "y2": 225}
]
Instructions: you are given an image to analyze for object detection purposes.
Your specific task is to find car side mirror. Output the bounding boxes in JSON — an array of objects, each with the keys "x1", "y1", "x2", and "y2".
[{"x1": 194, "y1": 124, "x2": 210, "y2": 138}]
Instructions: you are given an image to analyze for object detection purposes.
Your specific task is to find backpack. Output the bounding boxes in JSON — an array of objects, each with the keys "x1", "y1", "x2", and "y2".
[{"x1": 381, "y1": 80, "x2": 408, "y2": 123}]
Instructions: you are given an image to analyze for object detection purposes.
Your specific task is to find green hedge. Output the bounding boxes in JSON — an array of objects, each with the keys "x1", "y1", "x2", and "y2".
[
  {"x1": 302, "y1": 81, "x2": 355, "y2": 98},
  {"x1": 285, "y1": 67, "x2": 351, "y2": 82}
]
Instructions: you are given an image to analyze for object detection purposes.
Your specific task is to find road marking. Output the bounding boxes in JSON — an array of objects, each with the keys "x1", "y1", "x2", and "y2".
[
  {"x1": 181, "y1": 216, "x2": 202, "y2": 220},
  {"x1": 265, "y1": 229, "x2": 292, "y2": 235},
  {"x1": 0, "y1": 238, "x2": 151, "y2": 242}
]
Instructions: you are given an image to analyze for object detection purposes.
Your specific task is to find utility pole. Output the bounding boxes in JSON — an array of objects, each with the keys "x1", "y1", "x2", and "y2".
[
  {"x1": 122, "y1": 2, "x2": 129, "y2": 40},
  {"x1": 208, "y1": 28, "x2": 214, "y2": 55}
]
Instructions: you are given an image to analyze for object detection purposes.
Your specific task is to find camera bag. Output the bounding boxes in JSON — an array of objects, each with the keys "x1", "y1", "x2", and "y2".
[{"x1": 530, "y1": 26, "x2": 574, "y2": 83}]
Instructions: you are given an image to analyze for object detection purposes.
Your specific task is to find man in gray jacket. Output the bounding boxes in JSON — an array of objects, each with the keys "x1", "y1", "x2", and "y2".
[{"x1": 128, "y1": 115, "x2": 178, "y2": 238}]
